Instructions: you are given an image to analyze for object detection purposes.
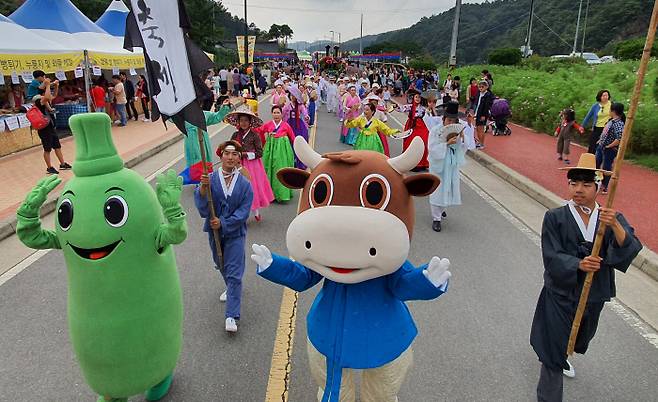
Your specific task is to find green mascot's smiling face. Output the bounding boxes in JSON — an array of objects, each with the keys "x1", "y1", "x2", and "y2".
[{"x1": 55, "y1": 170, "x2": 162, "y2": 264}]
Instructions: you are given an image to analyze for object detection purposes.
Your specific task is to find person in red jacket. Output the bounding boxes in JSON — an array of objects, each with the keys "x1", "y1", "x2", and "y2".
[{"x1": 90, "y1": 81, "x2": 106, "y2": 113}]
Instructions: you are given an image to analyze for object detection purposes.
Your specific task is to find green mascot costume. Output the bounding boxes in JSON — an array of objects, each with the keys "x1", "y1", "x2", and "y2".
[{"x1": 16, "y1": 113, "x2": 187, "y2": 402}]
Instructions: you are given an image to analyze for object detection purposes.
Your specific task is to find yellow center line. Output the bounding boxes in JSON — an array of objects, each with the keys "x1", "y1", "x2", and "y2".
[{"x1": 264, "y1": 107, "x2": 319, "y2": 402}]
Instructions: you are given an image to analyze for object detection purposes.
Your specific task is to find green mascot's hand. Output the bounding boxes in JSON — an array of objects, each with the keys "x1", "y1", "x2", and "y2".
[
  {"x1": 16, "y1": 175, "x2": 62, "y2": 250},
  {"x1": 156, "y1": 169, "x2": 183, "y2": 213},
  {"x1": 18, "y1": 175, "x2": 62, "y2": 218},
  {"x1": 155, "y1": 169, "x2": 187, "y2": 248}
]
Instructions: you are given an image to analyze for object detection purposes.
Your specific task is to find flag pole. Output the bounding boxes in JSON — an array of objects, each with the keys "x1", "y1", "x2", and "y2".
[
  {"x1": 567, "y1": 0, "x2": 658, "y2": 356},
  {"x1": 198, "y1": 127, "x2": 224, "y2": 270}
]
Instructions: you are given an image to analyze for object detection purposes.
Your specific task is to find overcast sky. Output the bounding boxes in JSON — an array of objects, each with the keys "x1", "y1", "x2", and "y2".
[{"x1": 220, "y1": 0, "x2": 482, "y2": 44}]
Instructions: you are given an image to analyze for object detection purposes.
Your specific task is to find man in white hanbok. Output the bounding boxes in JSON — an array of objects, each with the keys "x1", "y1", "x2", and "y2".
[
  {"x1": 428, "y1": 102, "x2": 467, "y2": 232},
  {"x1": 326, "y1": 77, "x2": 339, "y2": 114}
]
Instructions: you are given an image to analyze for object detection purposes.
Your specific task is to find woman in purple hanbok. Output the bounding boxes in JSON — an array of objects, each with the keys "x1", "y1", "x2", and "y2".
[{"x1": 282, "y1": 85, "x2": 310, "y2": 169}]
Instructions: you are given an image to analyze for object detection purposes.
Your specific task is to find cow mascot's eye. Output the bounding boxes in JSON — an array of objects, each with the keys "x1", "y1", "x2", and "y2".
[
  {"x1": 309, "y1": 174, "x2": 334, "y2": 208},
  {"x1": 104, "y1": 195, "x2": 129, "y2": 227},
  {"x1": 360, "y1": 174, "x2": 391, "y2": 210},
  {"x1": 58, "y1": 199, "x2": 74, "y2": 231}
]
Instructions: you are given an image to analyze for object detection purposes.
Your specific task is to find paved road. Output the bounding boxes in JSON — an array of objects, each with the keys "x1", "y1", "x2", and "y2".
[{"x1": 0, "y1": 102, "x2": 657, "y2": 402}]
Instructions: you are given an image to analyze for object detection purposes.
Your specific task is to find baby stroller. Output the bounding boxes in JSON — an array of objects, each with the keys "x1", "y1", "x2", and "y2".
[{"x1": 489, "y1": 98, "x2": 512, "y2": 136}]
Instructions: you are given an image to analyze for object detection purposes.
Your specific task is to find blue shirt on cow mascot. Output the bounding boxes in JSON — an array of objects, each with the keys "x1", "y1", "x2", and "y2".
[{"x1": 252, "y1": 136, "x2": 452, "y2": 402}]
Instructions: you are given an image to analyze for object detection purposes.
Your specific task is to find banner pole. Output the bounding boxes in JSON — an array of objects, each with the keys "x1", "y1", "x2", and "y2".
[
  {"x1": 197, "y1": 127, "x2": 224, "y2": 270},
  {"x1": 567, "y1": 0, "x2": 658, "y2": 356}
]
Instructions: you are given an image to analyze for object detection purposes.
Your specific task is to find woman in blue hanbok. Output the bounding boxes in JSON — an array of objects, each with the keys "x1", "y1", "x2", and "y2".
[{"x1": 428, "y1": 102, "x2": 466, "y2": 233}]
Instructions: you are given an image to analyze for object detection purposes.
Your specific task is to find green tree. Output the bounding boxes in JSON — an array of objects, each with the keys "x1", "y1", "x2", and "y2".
[
  {"x1": 409, "y1": 56, "x2": 436, "y2": 71},
  {"x1": 279, "y1": 24, "x2": 293, "y2": 47},
  {"x1": 614, "y1": 37, "x2": 658, "y2": 60},
  {"x1": 268, "y1": 24, "x2": 281, "y2": 42},
  {"x1": 488, "y1": 48, "x2": 522, "y2": 65}
]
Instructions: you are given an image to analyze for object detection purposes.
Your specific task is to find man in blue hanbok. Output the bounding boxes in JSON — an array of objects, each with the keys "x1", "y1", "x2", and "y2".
[
  {"x1": 428, "y1": 101, "x2": 467, "y2": 232},
  {"x1": 195, "y1": 140, "x2": 253, "y2": 332}
]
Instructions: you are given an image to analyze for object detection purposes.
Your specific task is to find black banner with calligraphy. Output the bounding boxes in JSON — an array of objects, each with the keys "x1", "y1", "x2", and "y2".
[{"x1": 124, "y1": 0, "x2": 213, "y2": 133}]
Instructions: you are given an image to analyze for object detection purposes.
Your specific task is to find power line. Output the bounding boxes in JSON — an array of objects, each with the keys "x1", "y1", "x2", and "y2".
[
  {"x1": 457, "y1": 12, "x2": 530, "y2": 45},
  {"x1": 221, "y1": 2, "x2": 438, "y2": 15},
  {"x1": 532, "y1": 14, "x2": 573, "y2": 48}
]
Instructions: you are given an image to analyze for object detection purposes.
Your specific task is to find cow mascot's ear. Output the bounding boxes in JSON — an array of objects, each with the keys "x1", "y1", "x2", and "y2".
[
  {"x1": 277, "y1": 168, "x2": 310, "y2": 189},
  {"x1": 404, "y1": 173, "x2": 440, "y2": 197}
]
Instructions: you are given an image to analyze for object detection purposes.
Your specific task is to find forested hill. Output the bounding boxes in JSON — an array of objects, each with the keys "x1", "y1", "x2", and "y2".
[{"x1": 341, "y1": 0, "x2": 652, "y2": 64}]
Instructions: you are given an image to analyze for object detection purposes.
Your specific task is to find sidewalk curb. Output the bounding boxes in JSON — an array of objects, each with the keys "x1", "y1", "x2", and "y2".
[
  {"x1": 468, "y1": 149, "x2": 658, "y2": 282},
  {"x1": 0, "y1": 135, "x2": 183, "y2": 243}
]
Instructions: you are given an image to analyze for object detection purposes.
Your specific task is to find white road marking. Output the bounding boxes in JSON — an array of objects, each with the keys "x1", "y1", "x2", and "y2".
[
  {"x1": 0, "y1": 250, "x2": 50, "y2": 287},
  {"x1": 0, "y1": 95, "x2": 272, "y2": 287}
]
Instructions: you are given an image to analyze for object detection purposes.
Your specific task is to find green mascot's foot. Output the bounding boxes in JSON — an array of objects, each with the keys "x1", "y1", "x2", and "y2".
[
  {"x1": 96, "y1": 397, "x2": 128, "y2": 402},
  {"x1": 145, "y1": 373, "x2": 174, "y2": 401}
]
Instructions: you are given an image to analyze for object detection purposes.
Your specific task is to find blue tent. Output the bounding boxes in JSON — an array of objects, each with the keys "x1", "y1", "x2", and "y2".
[
  {"x1": 0, "y1": 13, "x2": 12, "y2": 23},
  {"x1": 9, "y1": 0, "x2": 108, "y2": 34},
  {"x1": 96, "y1": 0, "x2": 129, "y2": 37}
]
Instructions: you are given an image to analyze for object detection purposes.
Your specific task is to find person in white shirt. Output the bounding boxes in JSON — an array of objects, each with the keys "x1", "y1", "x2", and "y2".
[{"x1": 219, "y1": 67, "x2": 229, "y2": 95}]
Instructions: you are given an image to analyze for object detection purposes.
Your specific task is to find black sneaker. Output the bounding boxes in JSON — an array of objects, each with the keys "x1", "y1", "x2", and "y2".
[
  {"x1": 46, "y1": 167, "x2": 59, "y2": 175},
  {"x1": 59, "y1": 162, "x2": 72, "y2": 170}
]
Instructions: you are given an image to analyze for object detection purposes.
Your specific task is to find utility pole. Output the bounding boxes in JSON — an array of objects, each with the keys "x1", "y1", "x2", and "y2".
[
  {"x1": 449, "y1": 0, "x2": 462, "y2": 67},
  {"x1": 572, "y1": 0, "x2": 583, "y2": 55},
  {"x1": 244, "y1": 0, "x2": 249, "y2": 66},
  {"x1": 360, "y1": 13, "x2": 363, "y2": 54},
  {"x1": 523, "y1": 0, "x2": 535, "y2": 57},
  {"x1": 581, "y1": 0, "x2": 590, "y2": 55}
]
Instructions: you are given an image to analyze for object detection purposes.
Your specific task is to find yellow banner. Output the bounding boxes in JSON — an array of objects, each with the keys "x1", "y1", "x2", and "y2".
[
  {"x1": 237, "y1": 36, "x2": 245, "y2": 64},
  {"x1": 236, "y1": 36, "x2": 256, "y2": 64},
  {"x1": 248, "y1": 36, "x2": 256, "y2": 63},
  {"x1": 0, "y1": 52, "x2": 84, "y2": 75},
  {"x1": 88, "y1": 52, "x2": 145, "y2": 70}
]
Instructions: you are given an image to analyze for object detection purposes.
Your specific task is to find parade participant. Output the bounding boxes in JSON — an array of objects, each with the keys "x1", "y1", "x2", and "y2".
[
  {"x1": 226, "y1": 109, "x2": 274, "y2": 221},
  {"x1": 253, "y1": 105, "x2": 296, "y2": 202},
  {"x1": 428, "y1": 102, "x2": 467, "y2": 233},
  {"x1": 282, "y1": 86, "x2": 311, "y2": 169},
  {"x1": 195, "y1": 141, "x2": 254, "y2": 333},
  {"x1": 345, "y1": 103, "x2": 400, "y2": 154},
  {"x1": 319, "y1": 74, "x2": 328, "y2": 104},
  {"x1": 474, "y1": 80, "x2": 494, "y2": 149},
  {"x1": 337, "y1": 78, "x2": 348, "y2": 122},
  {"x1": 180, "y1": 98, "x2": 232, "y2": 184},
  {"x1": 272, "y1": 80, "x2": 288, "y2": 107},
  {"x1": 530, "y1": 153, "x2": 642, "y2": 402},
  {"x1": 305, "y1": 81, "x2": 318, "y2": 127},
  {"x1": 326, "y1": 76, "x2": 339, "y2": 114},
  {"x1": 341, "y1": 85, "x2": 362, "y2": 145},
  {"x1": 242, "y1": 89, "x2": 259, "y2": 116},
  {"x1": 17, "y1": 113, "x2": 187, "y2": 401},
  {"x1": 252, "y1": 137, "x2": 451, "y2": 402},
  {"x1": 398, "y1": 88, "x2": 430, "y2": 171}
]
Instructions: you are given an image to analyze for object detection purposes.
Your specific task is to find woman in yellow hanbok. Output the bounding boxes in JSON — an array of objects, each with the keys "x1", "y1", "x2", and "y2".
[{"x1": 344, "y1": 103, "x2": 400, "y2": 154}]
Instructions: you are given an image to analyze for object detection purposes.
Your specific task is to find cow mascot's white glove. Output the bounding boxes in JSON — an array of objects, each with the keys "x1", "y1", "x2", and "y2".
[
  {"x1": 423, "y1": 257, "x2": 451, "y2": 287},
  {"x1": 251, "y1": 244, "x2": 273, "y2": 271}
]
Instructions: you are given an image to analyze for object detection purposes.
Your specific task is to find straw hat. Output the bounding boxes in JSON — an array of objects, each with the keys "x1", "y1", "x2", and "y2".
[
  {"x1": 559, "y1": 153, "x2": 612, "y2": 176},
  {"x1": 224, "y1": 107, "x2": 263, "y2": 128}
]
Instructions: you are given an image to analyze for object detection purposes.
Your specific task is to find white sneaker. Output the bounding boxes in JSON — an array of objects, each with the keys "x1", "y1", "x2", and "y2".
[
  {"x1": 225, "y1": 317, "x2": 238, "y2": 332},
  {"x1": 113, "y1": 120, "x2": 121, "y2": 125},
  {"x1": 142, "y1": 118, "x2": 151, "y2": 122},
  {"x1": 563, "y1": 360, "x2": 575, "y2": 378},
  {"x1": 219, "y1": 291, "x2": 227, "y2": 302}
]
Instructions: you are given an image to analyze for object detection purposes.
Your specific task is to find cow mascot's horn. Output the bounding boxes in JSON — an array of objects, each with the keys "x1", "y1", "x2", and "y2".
[
  {"x1": 388, "y1": 137, "x2": 425, "y2": 174},
  {"x1": 294, "y1": 137, "x2": 324, "y2": 169}
]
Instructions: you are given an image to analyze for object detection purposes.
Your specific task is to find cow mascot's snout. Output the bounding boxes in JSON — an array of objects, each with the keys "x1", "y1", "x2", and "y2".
[{"x1": 252, "y1": 137, "x2": 452, "y2": 402}]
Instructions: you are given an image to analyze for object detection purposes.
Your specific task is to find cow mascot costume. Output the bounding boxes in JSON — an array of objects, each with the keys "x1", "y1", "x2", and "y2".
[{"x1": 252, "y1": 136, "x2": 452, "y2": 402}]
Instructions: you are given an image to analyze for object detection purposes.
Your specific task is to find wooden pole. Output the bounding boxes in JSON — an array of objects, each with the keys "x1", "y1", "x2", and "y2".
[
  {"x1": 567, "y1": 0, "x2": 658, "y2": 356},
  {"x1": 198, "y1": 127, "x2": 224, "y2": 270}
]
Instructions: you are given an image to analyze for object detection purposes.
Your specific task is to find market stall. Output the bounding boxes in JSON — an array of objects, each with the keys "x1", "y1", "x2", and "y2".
[{"x1": 0, "y1": 13, "x2": 83, "y2": 156}]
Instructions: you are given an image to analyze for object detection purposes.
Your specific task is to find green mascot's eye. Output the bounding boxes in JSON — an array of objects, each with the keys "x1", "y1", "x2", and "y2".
[
  {"x1": 104, "y1": 195, "x2": 129, "y2": 227},
  {"x1": 58, "y1": 199, "x2": 73, "y2": 231}
]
